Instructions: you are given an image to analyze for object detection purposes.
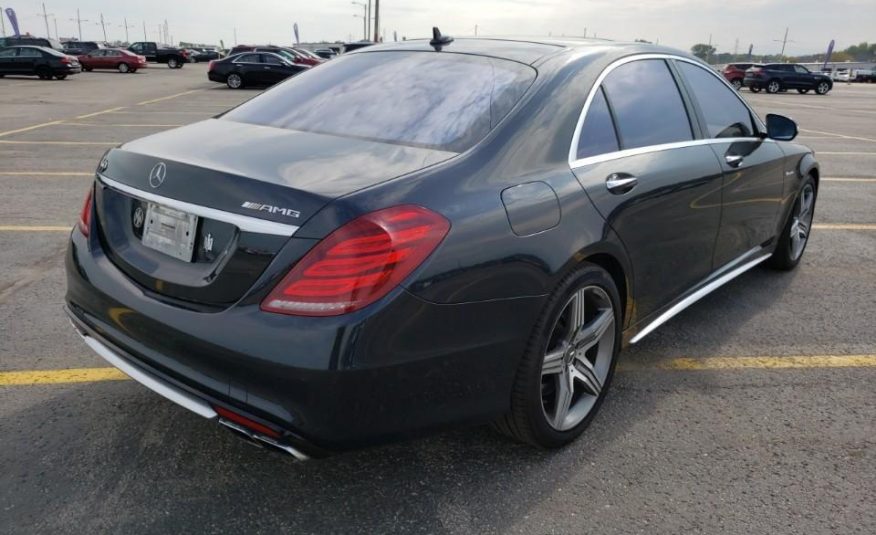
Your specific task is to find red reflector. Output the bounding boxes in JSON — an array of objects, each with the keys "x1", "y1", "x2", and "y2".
[
  {"x1": 78, "y1": 187, "x2": 93, "y2": 237},
  {"x1": 261, "y1": 205, "x2": 450, "y2": 316},
  {"x1": 214, "y1": 405, "x2": 281, "y2": 438}
]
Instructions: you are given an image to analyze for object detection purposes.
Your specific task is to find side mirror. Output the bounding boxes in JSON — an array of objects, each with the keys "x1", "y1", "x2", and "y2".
[{"x1": 765, "y1": 113, "x2": 798, "y2": 141}]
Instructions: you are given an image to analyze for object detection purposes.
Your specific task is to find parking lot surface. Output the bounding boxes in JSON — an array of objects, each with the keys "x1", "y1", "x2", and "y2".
[{"x1": 1, "y1": 67, "x2": 874, "y2": 534}]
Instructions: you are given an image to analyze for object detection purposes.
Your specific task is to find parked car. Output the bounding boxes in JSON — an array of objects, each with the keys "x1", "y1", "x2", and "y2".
[
  {"x1": 67, "y1": 38, "x2": 818, "y2": 458},
  {"x1": 229, "y1": 45, "x2": 323, "y2": 66},
  {"x1": 744, "y1": 63, "x2": 833, "y2": 94},
  {"x1": 314, "y1": 48, "x2": 338, "y2": 59},
  {"x1": 190, "y1": 48, "x2": 221, "y2": 62},
  {"x1": 0, "y1": 36, "x2": 64, "y2": 51},
  {"x1": 721, "y1": 62, "x2": 755, "y2": 89},
  {"x1": 0, "y1": 45, "x2": 81, "y2": 79},
  {"x1": 852, "y1": 69, "x2": 874, "y2": 82},
  {"x1": 127, "y1": 42, "x2": 188, "y2": 68},
  {"x1": 207, "y1": 51, "x2": 309, "y2": 88},
  {"x1": 78, "y1": 48, "x2": 147, "y2": 73},
  {"x1": 832, "y1": 68, "x2": 850, "y2": 82},
  {"x1": 63, "y1": 41, "x2": 104, "y2": 56}
]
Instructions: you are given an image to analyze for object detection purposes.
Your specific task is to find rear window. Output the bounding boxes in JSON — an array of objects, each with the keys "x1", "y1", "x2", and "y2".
[{"x1": 222, "y1": 51, "x2": 536, "y2": 152}]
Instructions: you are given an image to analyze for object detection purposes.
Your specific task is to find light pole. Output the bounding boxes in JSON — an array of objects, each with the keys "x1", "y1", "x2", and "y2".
[
  {"x1": 40, "y1": 3, "x2": 52, "y2": 39},
  {"x1": 142, "y1": 21, "x2": 147, "y2": 41},
  {"x1": 70, "y1": 9, "x2": 89, "y2": 41},
  {"x1": 1, "y1": 5, "x2": 6, "y2": 37},
  {"x1": 120, "y1": 17, "x2": 134, "y2": 44},
  {"x1": 99, "y1": 13, "x2": 108, "y2": 42},
  {"x1": 51, "y1": 14, "x2": 58, "y2": 40},
  {"x1": 373, "y1": 0, "x2": 379, "y2": 42},
  {"x1": 352, "y1": 1, "x2": 366, "y2": 40},
  {"x1": 367, "y1": 0, "x2": 371, "y2": 40}
]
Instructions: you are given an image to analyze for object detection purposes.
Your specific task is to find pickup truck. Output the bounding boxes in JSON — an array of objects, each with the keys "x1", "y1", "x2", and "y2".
[{"x1": 127, "y1": 42, "x2": 188, "y2": 68}]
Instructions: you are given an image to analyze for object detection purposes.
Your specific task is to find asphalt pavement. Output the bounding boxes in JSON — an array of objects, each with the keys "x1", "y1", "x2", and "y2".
[{"x1": 0, "y1": 65, "x2": 874, "y2": 534}]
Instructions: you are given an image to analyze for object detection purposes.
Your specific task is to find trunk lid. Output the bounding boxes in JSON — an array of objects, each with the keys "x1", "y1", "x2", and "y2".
[{"x1": 95, "y1": 119, "x2": 455, "y2": 309}]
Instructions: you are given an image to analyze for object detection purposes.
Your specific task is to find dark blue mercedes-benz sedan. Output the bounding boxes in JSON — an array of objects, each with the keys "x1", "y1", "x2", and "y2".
[{"x1": 65, "y1": 34, "x2": 819, "y2": 459}]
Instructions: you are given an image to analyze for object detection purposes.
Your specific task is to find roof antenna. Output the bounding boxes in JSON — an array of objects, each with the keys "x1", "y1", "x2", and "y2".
[{"x1": 429, "y1": 26, "x2": 454, "y2": 51}]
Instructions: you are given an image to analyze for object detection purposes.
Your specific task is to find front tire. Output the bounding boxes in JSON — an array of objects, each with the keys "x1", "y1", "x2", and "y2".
[
  {"x1": 167, "y1": 57, "x2": 179, "y2": 69},
  {"x1": 226, "y1": 73, "x2": 243, "y2": 89},
  {"x1": 118, "y1": 63, "x2": 130, "y2": 73},
  {"x1": 495, "y1": 263, "x2": 621, "y2": 448},
  {"x1": 815, "y1": 81, "x2": 831, "y2": 95},
  {"x1": 766, "y1": 79, "x2": 782, "y2": 94},
  {"x1": 767, "y1": 176, "x2": 817, "y2": 271}
]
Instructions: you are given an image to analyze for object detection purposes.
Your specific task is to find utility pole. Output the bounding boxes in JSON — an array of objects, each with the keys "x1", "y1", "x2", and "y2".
[
  {"x1": 99, "y1": 13, "x2": 108, "y2": 42},
  {"x1": 773, "y1": 27, "x2": 793, "y2": 59},
  {"x1": 41, "y1": 3, "x2": 52, "y2": 39},
  {"x1": 142, "y1": 21, "x2": 147, "y2": 41},
  {"x1": 366, "y1": 0, "x2": 371, "y2": 40},
  {"x1": 71, "y1": 9, "x2": 88, "y2": 41},
  {"x1": 373, "y1": 0, "x2": 379, "y2": 42},
  {"x1": 0, "y1": 5, "x2": 6, "y2": 37},
  {"x1": 120, "y1": 17, "x2": 134, "y2": 44},
  {"x1": 352, "y1": 2, "x2": 366, "y2": 40},
  {"x1": 52, "y1": 15, "x2": 58, "y2": 40}
]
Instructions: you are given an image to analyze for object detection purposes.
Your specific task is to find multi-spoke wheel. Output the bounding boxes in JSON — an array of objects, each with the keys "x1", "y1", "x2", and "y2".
[
  {"x1": 731, "y1": 79, "x2": 743, "y2": 90},
  {"x1": 768, "y1": 176, "x2": 817, "y2": 270},
  {"x1": 495, "y1": 263, "x2": 621, "y2": 448},
  {"x1": 541, "y1": 286, "x2": 615, "y2": 431},
  {"x1": 815, "y1": 81, "x2": 831, "y2": 95},
  {"x1": 766, "y1": 79, "x2": 782, "y2": 94}
]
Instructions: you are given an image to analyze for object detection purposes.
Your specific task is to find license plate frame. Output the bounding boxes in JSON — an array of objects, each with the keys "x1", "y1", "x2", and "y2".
[{"x1": 141, "y1": 202, "x2": 198, "y2": 262}]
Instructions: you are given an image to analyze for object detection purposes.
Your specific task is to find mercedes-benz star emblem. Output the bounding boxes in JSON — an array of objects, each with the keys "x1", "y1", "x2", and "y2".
[
  {"x1": 148, "y1": 162, "x2": 167, "y2": 189},
  {"x1": 132, "y1": 206, "x2": 145, "y2": 229}
]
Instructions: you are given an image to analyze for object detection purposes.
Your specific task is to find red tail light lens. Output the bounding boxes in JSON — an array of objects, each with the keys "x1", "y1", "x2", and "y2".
[
  {"x1": 207, "y1": 60, "x2": 215, "y2": 71},
  {"x1": 261, "y1": 205, "x2": 450, "y2": 317},
  {"x1": 214, "y1": 405, "x2": 281, "y2": 438},
  {"x1": 78, "y1": 187, "x2": 93, "y2": 237}
]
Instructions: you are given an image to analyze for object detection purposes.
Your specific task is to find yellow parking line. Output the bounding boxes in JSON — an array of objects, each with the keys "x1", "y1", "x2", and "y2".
[
  {"x1": 0, "y1": 225, "x2": 70, "y2": 232},
  {"x1": 0, "y1": 367, "x2": 128, "y2": 386},
  {"x1": 62, "y1": 123, "x2": 184, "y2": 127},
  {"x1": 800, "y1": 128, "x2": 876, "y2": 143},
  {"x1": 137, "y1": 89, "x2": 202, "y2": 106},
  {"x1": 75, "y1": 106, "x2": 127, "y2": 120},
  {"x1": 0, "y1": 120, "x2": 64, "y2": 138},
  {"x1": 645, "y1": 354, "x2": 876, "y2": 371},
  {"x1": 0, "y1": 140, "x2": 120, "y2": 145},
  {"x1": 5, "y1": 354, "x2": 876, "y2": 386},
  {"x1": 813, "y1": 223, "x2": 876, "y2": 230},
  {"x1": 0, "y1": 171, "x2": 92, "y2": 176}
]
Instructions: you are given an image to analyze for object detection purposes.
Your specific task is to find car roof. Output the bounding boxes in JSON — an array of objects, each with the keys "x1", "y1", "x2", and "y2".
[{"x1": 350, "y1": 36, "x2": 686, "y2": 65}]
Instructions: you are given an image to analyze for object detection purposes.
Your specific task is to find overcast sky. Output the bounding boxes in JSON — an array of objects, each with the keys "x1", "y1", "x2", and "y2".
[{"x1": 4, "y1": 0, "x2": 873, "y2": 54}]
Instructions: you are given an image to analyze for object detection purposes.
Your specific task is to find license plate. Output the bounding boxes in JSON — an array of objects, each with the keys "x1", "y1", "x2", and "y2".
[{"x1": 141, "y1": 202, "x2": 198, "y2": 261}]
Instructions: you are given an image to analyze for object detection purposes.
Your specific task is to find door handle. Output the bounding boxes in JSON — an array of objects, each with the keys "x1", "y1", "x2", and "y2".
[
  {"x1": 606, "y1": 173, "x2": 638, "y2": 194},
  {"x1": 725, "y1": 154, "x2": 744, "y2": 167}
]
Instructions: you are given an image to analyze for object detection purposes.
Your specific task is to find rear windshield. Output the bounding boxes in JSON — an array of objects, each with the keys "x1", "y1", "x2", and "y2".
[{"x1": 222, "y1": 51, "x2": 536, "y2": 152}]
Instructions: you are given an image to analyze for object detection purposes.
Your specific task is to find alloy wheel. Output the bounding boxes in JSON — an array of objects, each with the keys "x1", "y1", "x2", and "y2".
[
  {"x1": 541, "y1": 285, "x2": 615, "y2": 431},
  {"x1": 816, "y1": 82, "x2": 830, "y2": 95},
  {"x1": 227, "y1": 74, "x2": 242, "y2": 89},
  {"x1": 118, "y1": 63, "x2": 129, "y2": 73},
  {"x1": 767, "y1": 80, "x2": 781, "y2": 93},
  {"x1": 732, "y1": 79, "x2": 742, "y2": 90},
  {"x1": 789, "y1": 184, "x2": 815, "y2": 261},
  {"x1": 168, "y1": 58, "x2": 178, "y2": 68}
]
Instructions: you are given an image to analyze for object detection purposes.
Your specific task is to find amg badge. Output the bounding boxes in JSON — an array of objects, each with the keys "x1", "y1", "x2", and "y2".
[{"x1": 241, "y1": 201, "x2": 301, "y2": 219}]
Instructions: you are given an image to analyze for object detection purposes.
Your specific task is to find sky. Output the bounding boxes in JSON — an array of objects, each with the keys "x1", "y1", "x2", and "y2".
[{"x1": 3, "y1": 0, "x2": 873, "y2": 55}]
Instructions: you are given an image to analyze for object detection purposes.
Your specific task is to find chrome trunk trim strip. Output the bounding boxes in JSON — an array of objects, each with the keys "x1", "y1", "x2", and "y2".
[{"x1": 98, "y1": 173, "x2": 300, "y2": 237}]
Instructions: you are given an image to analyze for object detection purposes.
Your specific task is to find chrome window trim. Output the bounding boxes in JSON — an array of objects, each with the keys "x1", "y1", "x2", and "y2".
[
  {"x1": 568, "y1": 53, "x2": 769, "y2": 169},
  {"x1": 629, "y1": 246, "x2": 771, "y2": 344},
  {"x1": 98, "y1": 174, "x2": 300, "y2": 237}
]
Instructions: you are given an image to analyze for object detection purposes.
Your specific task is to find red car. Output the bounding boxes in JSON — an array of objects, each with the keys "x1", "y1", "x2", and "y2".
[
  {"x1": 721, "y1": 63, "x2": 755, "y2": 90},
  {"x1": 78, "y1": 48, "x2": 147, "y2": 73}
]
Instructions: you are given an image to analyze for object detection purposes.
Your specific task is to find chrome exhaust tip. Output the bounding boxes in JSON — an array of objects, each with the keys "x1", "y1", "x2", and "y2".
[{"x1": 218, "y1": 418, "x2": 310, "y2": 461}]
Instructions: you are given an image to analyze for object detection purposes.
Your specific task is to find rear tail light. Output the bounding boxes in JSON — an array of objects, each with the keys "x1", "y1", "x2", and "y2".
[
  {"x1": 60, "y1": 56, "x2": 71, "y2": 64},
  {"x1": 261, "y1": 205, "x2": 450, "y2": 317},
  {"x1": 78, "y1": 187, "x2": 93, "y2": 237},
  {"x1": 207, "y1": 60, "x2": 215, "y2": 71}
]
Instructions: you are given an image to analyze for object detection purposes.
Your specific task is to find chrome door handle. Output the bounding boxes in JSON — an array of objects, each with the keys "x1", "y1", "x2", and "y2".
[
  {"x1": 606, "y1": 174, "x2": 638, "y2": 194},
  {"x1": 725, "y1": 154, "x2": 744, "y2": 167}
]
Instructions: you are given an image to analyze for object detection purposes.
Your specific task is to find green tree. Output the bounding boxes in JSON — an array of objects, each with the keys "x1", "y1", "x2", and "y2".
[{"x1": 691, "y1": 43, "x2": 716, "y2": 61}]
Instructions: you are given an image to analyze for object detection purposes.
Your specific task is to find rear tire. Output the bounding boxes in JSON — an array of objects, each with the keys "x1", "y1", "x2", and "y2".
[
  {"x1": 118, "y1": 63, "x2": 129, "y2": 73},
  {"x1": 494, "y1": 263, "x2": 621, "y2": 449},
  {"x1": 226, "y1": 73, "x2": 243, "y2": 89},
  {"x1": 767, "y1": 176, "x2": 817, "y2": 271},
  {"x1": 766, "y1": 79, "x2": 782, "y2": 94}
]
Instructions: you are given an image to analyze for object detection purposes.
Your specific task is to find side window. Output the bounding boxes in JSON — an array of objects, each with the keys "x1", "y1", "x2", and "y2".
[
  {"x1": 0, "y1": 48, "x2": 17, "y2": 57},
  {"x1": 794, "y1": 65, "x2": 809, "y2": 74},
  {"x1": 576, "y1": 87, "x2": 620, "y2": 159},
  {"x1": 18, "y1": 48, "x2": 42, "y2": 58},
  {"x1": 601, "y1": 59, "x2": 693, "y2": 150},
  {"x1": 264, "y1": 54, "x2": 284, "y2": 65},
  {"x1": 236, "y1": 54, "x2": 260, "y2": 63},
  {"x1": 677, "y1": 62, "x2": 755, "y2": 138}
]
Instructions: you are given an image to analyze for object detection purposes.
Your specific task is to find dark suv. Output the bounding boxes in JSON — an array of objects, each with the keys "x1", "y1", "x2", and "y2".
[
  {"x1": 722, "y1": 63, "x2": 755, "y2": 89},
  {"x1": 63, "y1": 41, "x2": 104, "y2": 56},
  {"x1": 744, "y1": 63, "x2": 833, "y2": 95}
]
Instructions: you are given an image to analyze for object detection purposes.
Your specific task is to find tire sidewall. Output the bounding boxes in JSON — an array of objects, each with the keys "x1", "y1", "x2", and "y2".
[
  {"x1": 168, "y1": 58, "x2": 178, "y2": 68},
  {"x1": 769, "y1": 175, "x2": 817, "y2": 270},
  {"x1": 227, "y1": 73, "x2": 242, "y2": 89},
  {"x1": 767, "y1": 80, "x2": 781, "y2": 93},
  {"x1": 521, "y1": 265, "x2": 622, "y2": 447}
]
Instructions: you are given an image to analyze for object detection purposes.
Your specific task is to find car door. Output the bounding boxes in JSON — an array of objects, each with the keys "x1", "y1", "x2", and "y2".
[
  {"x1": 104, "y1": 49, "x2": 121, "y2": 68},
  {"x1": 89, "y1": 49, "x2": 106, "y2": 68},
  {"x1": 16, "y1": 47, "x2": 43, "y2": 74},
  {"x1": 571, "y1": 58, "x2": 724, "y2": 319},
  {"x1": 262, "y1": 53, "x2": 293, "y2": 83},
  {"x1": 235, "y1": 53, "x2": 263, "y2": 85},
  {"x1": 674, "y1": 60, "x2": 785, "y2": 268},
  {"x1": 0, "y1": 47, "x2": 17, "y2": 74},
  {"x1": 793, "y1": 65, "x2": 814, "y2": 88}
]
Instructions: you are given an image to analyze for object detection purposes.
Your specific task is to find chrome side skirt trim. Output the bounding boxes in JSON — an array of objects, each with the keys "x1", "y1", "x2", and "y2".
[
  {"x1": 98, "y1": 174, "x2": 300, "y2": 237},
  {"x1": 77, "y1": 331, "x2": 219, "y2": 420},
  {"x1": 629, "y1": 250, "x2": 772, "y2": 344}
]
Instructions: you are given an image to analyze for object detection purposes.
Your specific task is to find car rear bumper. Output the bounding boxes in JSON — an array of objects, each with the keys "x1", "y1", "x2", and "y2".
[
  {"x1": 65, "y1": 228, "x2": 543, "y2": 452},
  {"x1": 207, "y1": 71, "x2": 225, "y2": 83}
]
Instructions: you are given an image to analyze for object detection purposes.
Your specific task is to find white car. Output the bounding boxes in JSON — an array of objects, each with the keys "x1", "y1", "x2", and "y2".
[{"x1": 833, "y1": 69, "x2": 850, "y2": 82}]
